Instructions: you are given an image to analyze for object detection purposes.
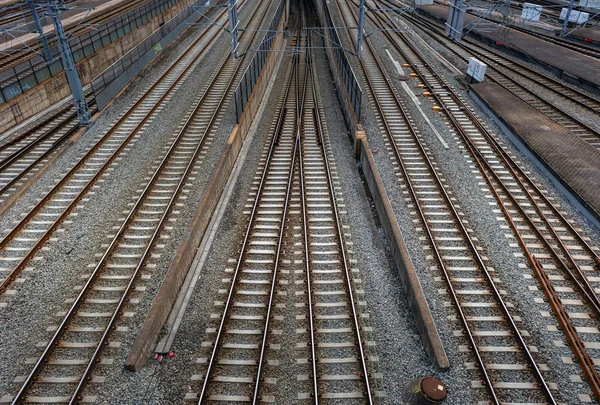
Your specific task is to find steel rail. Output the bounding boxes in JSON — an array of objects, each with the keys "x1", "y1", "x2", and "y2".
[
  {"x1": 304, "y1": 23, "x2": 374, "y2": 403},
  {"x1": 531, "y1": 256, "x2": 600, "y2": 400},
  {"x1": 0, "y1": 0, "x2": 155, "y2": 74},
  {"x1": 448, "y1": 90, "x2": 600, "y2": 394},
  {"x1": 0, "y1": 104, "x2": 99, "y2": 203},
  {"x1": 300, "y1": 26, "x2": 319, "y2": 404},
  {"x1": 394, "y1": 7, "x2": 600, "y2": 115},
  {"x1": 0, "y1": 101, "x2": 74, "y2": 152},
  {"x1": 370, "y1": 6, "x2": 600, "y2": 315},
  {"x1": 0, "y1": 110, "x2": 77, "y2": 170},
  {"x1": 12, "y1": 0, "x2": 273, "y2": 401},
  {"x1": 248, "y1": 139, "x2": 297, "y2": 404},
  {"x1": 372, "y1": 2, "x2": 600, "y2": 150},
  {"x1": 356, "y1": 42, "x2": 493, "y2": 405},
  {"x1": 379, "y1": 0, "x2": 600, "y2": 110},
  {"x1": 199, "y1": 19, "x2": 298, "y2": 404},
  {"x1": 250, "y1": 85, "x2": 301, "y2": 404},
  {"x1": 0, "y1": 1, "x2": 235, "y2": 295},
  {"x1": 369, "y1": 5, "x2": 600, "y2": 396},
  {"x1": 251, "y1": 10, "x2": 311, "y2": 404},
  {"x1": 370, "y1": 6, "x2": 600, "y2": 312},
  {"x1": 332, "y1": 0, "x2": 557, "y2": 402}
]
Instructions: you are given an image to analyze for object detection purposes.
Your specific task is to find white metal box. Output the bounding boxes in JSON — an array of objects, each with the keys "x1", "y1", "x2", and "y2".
[
  {"x1": 521, "y1": 3, "x2": 542, "y2": 21},
  {"x1": 579, "y1": 0, "x2": 600, "y2": 9},
  {"x1": 466, "y1": 57, "x2": 487, "y2": 83},
  {"x1": 560, "y1": 8, "x2": 579, "y2": 21}
]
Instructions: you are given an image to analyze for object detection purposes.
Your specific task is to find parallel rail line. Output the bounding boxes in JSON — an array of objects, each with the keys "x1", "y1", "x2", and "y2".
[
  {"x1": 0, "y1": 0, "x2": 235, "y2": 307},
  {"x1": 194, "y1": 13, "x2": 375, "y2": 403},
  {"x1": 298, "y1": 21, "x2": 374, "y2": 403},
  {"x1": 368, "y1": 1, "x2": 600, "y2": 400},
  {"x1": 6, "y1": 0, "x2": 275, "y2": 402},
  {"x1": 197, "y1": 22, "x2": 301, "y2": 404},
  {"x1": 0, "y1": 96, "x2": 97, "y2": 210},
  {"x1": 334, "y1": 0, "x2": 558, "y2": 402},
  {"x1": 394, "y1": 8, "x2": 600, "y2": 149}
]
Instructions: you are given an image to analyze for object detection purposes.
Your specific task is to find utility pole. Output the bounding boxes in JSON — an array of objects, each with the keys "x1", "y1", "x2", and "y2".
[
  {"x1": 446, "y1": 0, "x2": 466, "y2": 42},
  {"x1": 28, "y1": 0, "x2": 52, "y2": 62},
  {"x1": 46, "y1": 0, "x2": 92, "y2": 125},
  {"x1": 502, "y1": 0, "x2": 511, "y2": 18},
  {"x1": 285, "y1": 0, "x2": 289, "y2": 25},
  {"x1": 227, "y1": 0, "x2": 239, "y2": 60},
  {"x1": 561, "y1": 0, "x2": 575, "y2": 37},
  {"x1": 356, "y1": 0, "x2": 365, "y2": 57}
]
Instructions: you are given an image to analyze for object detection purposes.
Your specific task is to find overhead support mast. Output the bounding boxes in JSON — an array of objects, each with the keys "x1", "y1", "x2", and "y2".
[
  {"x1": 228, "y1": 0, "x2": 239, "y2": 59},
  {"x1": 46, "y1": 0, "x2": 92, "y2": 126},
  {"x1": 446, "y1": 0, "x2": 466, "y2": 42},
  {"x1": 356, "y1": 0, "x2": 365, "y2": 57},
  {"x1": 561, "y1": 0, "x2": 575, "y2": 37},
  {"x1": 27, "y1": 0, "x2": 52, "y2": 62},
  {"x1": 502, "y1": 0, "x2": 511, "y2": 17}
]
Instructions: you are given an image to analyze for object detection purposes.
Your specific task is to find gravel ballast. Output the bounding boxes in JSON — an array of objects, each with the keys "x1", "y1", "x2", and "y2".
[
  {"x1": 324, "y1": 1, "x2": 600, "y2": 403},
  {"x1": 1, "y1": 0, "x2": 599, "y2": 403},
  {"x1": 0, "y1": 0, "x2": 278, "y2": 400}
]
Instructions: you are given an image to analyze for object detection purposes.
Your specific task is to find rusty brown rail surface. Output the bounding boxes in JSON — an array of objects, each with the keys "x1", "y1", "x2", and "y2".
[{"x1": 532, "y1": 256, "x2": 600, "y2": 401}]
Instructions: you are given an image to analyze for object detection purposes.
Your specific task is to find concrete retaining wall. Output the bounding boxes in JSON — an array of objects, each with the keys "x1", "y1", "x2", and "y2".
[
  {"x1": 354, "y1": 125, "x2": 450, "y2": 371},
  {"x1": 125, "y1": 13, "x2": 286, "y2": 372},
  {"x1": 0, "y1": 0, "x2": 194, "y2": 133}
]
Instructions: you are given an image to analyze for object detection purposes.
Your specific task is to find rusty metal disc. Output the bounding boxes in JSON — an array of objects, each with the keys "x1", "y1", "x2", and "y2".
[{"x1": 420, "y1": 377, "x2": 447, "y2": 402}]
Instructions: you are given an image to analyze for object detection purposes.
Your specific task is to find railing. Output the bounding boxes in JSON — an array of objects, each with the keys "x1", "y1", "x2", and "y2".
[
  {"x1": 233, "y1": 0, "x2": 284, "y2": 122},
  {"x1": 91, "y1": 0, "x2": 217, "y2": 106},
  {"x1": 0, "y1": 0, "x2": 185, "y2": 105},
  {"x1": 320, "y1": 0, "x2": 362, "y2": 132}
]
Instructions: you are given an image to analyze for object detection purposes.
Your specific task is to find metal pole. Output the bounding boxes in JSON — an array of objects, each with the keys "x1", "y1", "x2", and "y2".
[
  {"x1": 502, "y1": 0, "x2": 511, "y2": 18},
  {"x1": 356, "y1": 0, "x2": 365, "y2": 57},
  {"x1": 285, "y1": 0, "x2": 289, "y2": 25},
  {"x1": 28, "y1": 0, "x2": 52, "y2": 62},
  {"x1": 446, "y1": 0, "x2": 466, "y2": 42},
  {"x1": 46, "y1": 0, "x2": 92, "y2": 126},
  {"x1": 561, "y1": 0, "x2": 575, "y2": 37},
  {"x1": 228, "y1": 0, "x2": 239, "y2": 60}
]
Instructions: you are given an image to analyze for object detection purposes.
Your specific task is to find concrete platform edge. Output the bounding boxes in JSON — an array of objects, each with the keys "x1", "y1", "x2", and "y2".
[
  {"x1": 355, "y1": 126, "x2": 450, "y2": 372},
  {"x1": 467, "y1": 86, "x2": 600, "y2": 231},
  {"x1": 124, "y1": 14, "x2": 286, "y2": 372}
]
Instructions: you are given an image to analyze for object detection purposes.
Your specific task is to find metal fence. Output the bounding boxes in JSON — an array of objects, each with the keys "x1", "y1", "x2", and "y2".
[
  {"x1": 90, "y1": 0, "x2": 212, "y2": 103},
  {"x1": 0, "y1": 0, "x2": 184, "y2": 105},
  {"x1": 233, "y1": 0, "x2": 284, "y2": 122},
  {"x1": 321, "y1": 0, "x2": 362, "y2": 129}
]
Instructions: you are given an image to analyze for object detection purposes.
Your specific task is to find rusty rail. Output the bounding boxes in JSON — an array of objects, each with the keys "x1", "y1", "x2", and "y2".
[
  {"x1": 0, "y1": 3, "x2": 232, "y2": 295},
  {"x1": 531, "y1": 256, "x2": 600, "y2": 401}
]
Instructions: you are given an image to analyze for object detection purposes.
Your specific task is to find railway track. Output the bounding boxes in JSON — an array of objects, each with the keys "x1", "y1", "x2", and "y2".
[
  {"x1": 507, "y1": 26, "x2": 600, "y2": 59},
  {"x1": 0, "y1": 0, "x2": 163, "y2": 77},
  {"x1": 0, "y1": 0, "x2": 236, "y2": 307},
  {"x1": 3, "y1": 0, "x2": 278, "y2": 402},
  {"x1": 0, "y1": 95, "x2": 97, "y2": 212},
  {"x1": 192, "y1": 11, "x2": 376, "y2": 403},
  {"x1": 333, "y1": 0, "x2": 563, "y2": 402},
  {"x1": 390, "y1": 7, "x2": 600, "y2": 149},
  {"x1": 0, "y1": 0, "x2": 77, "y2": 29},
  {"x1": 457, "y1": 1, "x2": 600, "y2": 59},
  {"x1": 347, "y1": 0, "x2": 600, "y2": 400}
]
